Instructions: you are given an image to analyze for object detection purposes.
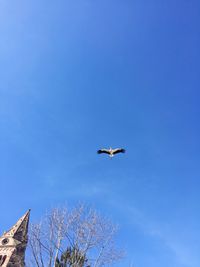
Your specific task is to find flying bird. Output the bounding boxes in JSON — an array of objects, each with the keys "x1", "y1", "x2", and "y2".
[{"x1": 97, "y1": 147, "x2": 126, "y2": 158}]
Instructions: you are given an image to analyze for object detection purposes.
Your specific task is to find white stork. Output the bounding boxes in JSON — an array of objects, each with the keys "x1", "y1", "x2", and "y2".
[{"x1": 97, "y1": 147, "x2": 126, "y2": 158}]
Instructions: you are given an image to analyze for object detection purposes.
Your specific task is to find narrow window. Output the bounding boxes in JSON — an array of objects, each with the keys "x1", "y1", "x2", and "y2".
[{"x1": 0, "y1": 255, "x2": 6, "y2": 266}]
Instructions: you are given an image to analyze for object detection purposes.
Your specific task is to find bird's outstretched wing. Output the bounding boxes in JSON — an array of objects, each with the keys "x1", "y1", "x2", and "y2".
[
  {"x1": 112, "y1": 148, "x2": 126, "y2": 154},
  {"x1": 97, "y1": 149, "x2": 110, "y2": 154}
]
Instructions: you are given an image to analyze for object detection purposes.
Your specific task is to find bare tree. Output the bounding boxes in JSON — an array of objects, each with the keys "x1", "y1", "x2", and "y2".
[{"x1": 27, "y1": 204, "x2": 124, "y2": 267}]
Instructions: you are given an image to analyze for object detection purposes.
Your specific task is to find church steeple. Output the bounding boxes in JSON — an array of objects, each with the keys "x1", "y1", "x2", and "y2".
[{"x1": 0, "y1": 210, "x2": 30, "y2": 267}]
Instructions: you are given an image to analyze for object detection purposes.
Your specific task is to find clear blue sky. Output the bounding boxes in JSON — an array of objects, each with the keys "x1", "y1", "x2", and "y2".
[{"x1": 0, "y1": 0, "x2": 200, "y2": 266}]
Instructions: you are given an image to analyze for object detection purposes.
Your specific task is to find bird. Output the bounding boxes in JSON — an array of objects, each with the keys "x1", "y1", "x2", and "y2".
[{"x1": 97, "y1": 147, "x2": 126, "y2": 158}]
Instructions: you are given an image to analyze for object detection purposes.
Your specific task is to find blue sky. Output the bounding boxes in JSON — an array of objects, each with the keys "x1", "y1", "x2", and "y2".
[{"x1": 0, "y1": 0, "x2": 200, "y2": 266}]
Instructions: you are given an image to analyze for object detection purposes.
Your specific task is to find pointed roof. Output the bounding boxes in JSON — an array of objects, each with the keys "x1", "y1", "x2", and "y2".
[{"x1": 3, "y1": 209, "x2": 31, "y2": 243}]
